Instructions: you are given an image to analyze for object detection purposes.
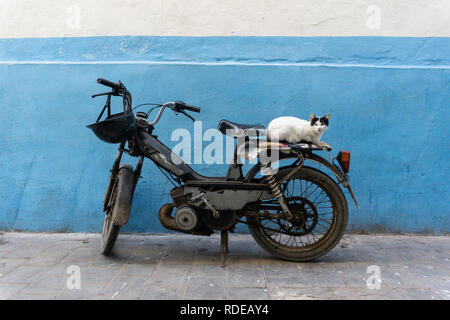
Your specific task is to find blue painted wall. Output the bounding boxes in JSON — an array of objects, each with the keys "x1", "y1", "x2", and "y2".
[{"x1": 0, "y1": 36, "x2": 449, "y2": 233}]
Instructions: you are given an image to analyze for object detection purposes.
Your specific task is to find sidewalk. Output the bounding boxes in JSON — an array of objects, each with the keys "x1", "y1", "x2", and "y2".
[{"x1": 0, "y1": 232, "x2": 448, "y2": 300}]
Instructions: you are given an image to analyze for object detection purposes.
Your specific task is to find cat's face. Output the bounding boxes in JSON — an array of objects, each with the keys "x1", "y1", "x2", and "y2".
[{"x1": 310, "y1": 113, "x2": 330, "y2": 134}]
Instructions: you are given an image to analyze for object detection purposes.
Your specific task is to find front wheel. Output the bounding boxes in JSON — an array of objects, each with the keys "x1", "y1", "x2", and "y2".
[
  {"x1": 247, "y1": 166, "x2": 348, "y2": 262},
  {"x1": 101, "y1": 180, "x2": 120, "y2": 256}
]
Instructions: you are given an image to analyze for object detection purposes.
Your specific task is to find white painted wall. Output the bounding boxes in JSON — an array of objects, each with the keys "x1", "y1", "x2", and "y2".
[{"x1": 0, "y1": 0, "x2": 449, "y2": 38}]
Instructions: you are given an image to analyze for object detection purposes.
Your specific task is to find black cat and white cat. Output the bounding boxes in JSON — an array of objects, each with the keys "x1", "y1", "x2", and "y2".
[{"x1": 267, "y1": 113, "x2": 331, "y2": 149}]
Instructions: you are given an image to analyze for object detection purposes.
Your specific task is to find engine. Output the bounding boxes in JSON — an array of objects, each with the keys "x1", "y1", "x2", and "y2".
[{"x1": 157, "y1": 187, "x2": 236, "y2": 235}]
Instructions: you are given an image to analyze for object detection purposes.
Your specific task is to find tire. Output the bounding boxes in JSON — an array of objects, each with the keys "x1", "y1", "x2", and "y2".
[
  {"x1": 247, "y1": 166, "x2": 348, "y2": 262},
  {"x1": 101, "y1": 179, "x2": 120, "y2": 256}
]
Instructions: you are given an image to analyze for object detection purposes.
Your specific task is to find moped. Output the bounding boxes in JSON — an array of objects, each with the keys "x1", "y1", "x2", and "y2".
[{"x1": 87, "y1": 78, "x2": 359, "y2": 265}]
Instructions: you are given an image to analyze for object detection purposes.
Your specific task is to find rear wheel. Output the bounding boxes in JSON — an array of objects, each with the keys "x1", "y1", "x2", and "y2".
[
  {"x1": 247, "y1": 166, "x2": 348, "y2": 262},
  {"x1": 101, "y1": 180, "x2": 120, "y2": 256}
]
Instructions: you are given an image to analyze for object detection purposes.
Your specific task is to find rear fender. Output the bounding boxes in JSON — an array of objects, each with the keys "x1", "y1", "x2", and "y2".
[
  {"x1": 245, "y1": 152, "x2": 345, "y2": 183},
  {"x1": 245, "y1": 152, "x2": 359, "y2": 208}
]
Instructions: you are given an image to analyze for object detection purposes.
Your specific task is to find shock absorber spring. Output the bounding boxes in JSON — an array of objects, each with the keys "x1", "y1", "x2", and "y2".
[
  {"x1": 261, "y1": 163, "x2": 293, "y2": 224},
  {"x1": 261, "y1": 164, "x2": 282, "y2": 197}
]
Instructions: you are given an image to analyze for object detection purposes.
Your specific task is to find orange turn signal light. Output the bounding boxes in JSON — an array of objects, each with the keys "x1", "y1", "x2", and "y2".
[{"x1": 337, "y1": 151, "x2": 351, "y2": 173}]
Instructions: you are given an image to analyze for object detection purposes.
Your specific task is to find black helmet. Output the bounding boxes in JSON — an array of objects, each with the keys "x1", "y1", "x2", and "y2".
[{"x1": 87, "y1": 111, "x2": 136, "y2": 144}]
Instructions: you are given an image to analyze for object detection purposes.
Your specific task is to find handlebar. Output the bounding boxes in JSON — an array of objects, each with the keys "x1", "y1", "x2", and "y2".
[
  {"x1": 174, "y1": 101, "x2": 200, "y2": 113},
  {"x1": 94, "y1": 78, "x2": 132, "y2": 113},
  {"x1": 94, "y1": 78, "x2": 200, "y2": 126},
  {"x1": 97, "y1": 78, "x2": 121, "y2": 92},
  {"x1": 141, "y1": 101, "x2": 200, "y2": 126}
]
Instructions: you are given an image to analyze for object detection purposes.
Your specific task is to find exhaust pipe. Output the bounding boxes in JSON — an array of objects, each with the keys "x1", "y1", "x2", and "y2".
[{"x1": 158, "y1": 203, "x2": 179, "y2": 232}]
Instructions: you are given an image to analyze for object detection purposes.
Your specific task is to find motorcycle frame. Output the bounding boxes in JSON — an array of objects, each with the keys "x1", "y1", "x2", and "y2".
[
  {"x1": 103, "y1": 126, "x2": 351, "y2": 213},
  {"x1": 98, "y1": 85, "x2": 356, "y2": 213}
]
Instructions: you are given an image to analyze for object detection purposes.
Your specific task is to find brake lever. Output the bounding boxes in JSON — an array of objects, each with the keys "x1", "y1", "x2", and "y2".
[
  {"x1": 91, "y1": 91, "x2": 120, "y2": 98},
  {"x1": 179, "y1": 109, "x2": 195, "y2": 122}
]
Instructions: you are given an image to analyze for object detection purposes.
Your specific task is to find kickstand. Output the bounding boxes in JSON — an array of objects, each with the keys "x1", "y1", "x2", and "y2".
[{"x1": 220, "y1": 230, "x2": 229, "y2": 267}]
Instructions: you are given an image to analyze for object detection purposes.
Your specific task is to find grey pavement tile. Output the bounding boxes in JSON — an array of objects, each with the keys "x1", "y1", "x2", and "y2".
[
  {"x1": 79, "y1": 238, "x2": 101, "y2": 249},
  {"x1": 228, "y1": 268, "x2": 266, "y2": 288},
  {"x1": 227, "y1": 262, "x2": 262, "y2": 271},
  {"x1": 431, "y1": 256, "x2": 450, "y2": 272},
  {"x1": 0, "y1": 232, "x2": 449, "y2": 300},
  {"x1": 226, "y1": 242, "x2": 264, "y2": 257},
  {"x1": 42, "y1": 266, "x2": 118, "y2": 299},
  {"x1": 227, "y1": 254, "x2": 262, "y2": 267},
  {"x1": 24, "y1": 247, "x2": 73, "y2": 267},
  {"x1": 59, "y1": 246, "x2": 100, "y2": 264},
  {"x1": 416, "y1": 277, "x2": 450, "y2": 293},
  {"x1": 45, "y1": 261, "x2": 91, "y2": 275},
  {"x1": 263, "y1": 261, "x2": 307, "y2": 288},
  {"x1": 406, "y1": 262, "x2": 450, "y2": 278},
  {"x1": 298, "y1": 261, "x2": 337, "y2": 272},
  {"x1": 0, "y1": 239, "x2": 26, "y2": 257},
  {"x1": 141, "y1": 284, "x2": 185, "y2": 300},
  {"x1": 184, "y1": 276, "x2": 227, "y2": 300},
  {"x1": 195, "y1": 237, "x2": 263, "y2": 264},
  {"x1": 381, "y1": 248, "x2": 438, "y2": 264},
  {"x1": 269, "y1": 294, "x2": 286, "y2": 300},
  {"x1": 373, "y1": 235, "x2": 446, "y2": 250},
  {"x1": 0, "y1": 265, "x2": 48, "y2": 284},
  {"x1": 9, "y1": 291, "x2": 62, "y2": 300},
  {"x1": 100, "y1": 276, "x2": 149, "y2": 300},
  {"x1": 58, "y1": 286, "x2": 104, "y2": 300},
  {"x1": 163, "y1": 249, "x2": 197, "y2": 264},
  {"x1": 21, "y1": 272, "x2": 67, "y2": 293},
  {"x1": 127, "y1": 247, "x2": 166, "y2": 265},
  {"x1": 263, "y1": 261, "x2": 301, "y2": 277},
  {"x1": 0, "y1": 283, "x2": 28, "y2": 300},
  {"x1": 50, "y1": 241, "x2": 85, "y2": 252},
  {"x1": 147, "y1": 273, "x2": 189, "y2": 288},
  {"x1": 378, "y1": 262, "x2": 450, "y2": 291},
  {"x1": 80, "y1": 267, "x2": 119, "y2": 287},
  {"x1": 141, "y1": 238, "x2": 170, "y2": 250},
  {"x1": 195, "y1": 254, "x2": 222, "y2": 265},
  {"x1": 435, "y1": 288, "x2": 450, "y2": 300},
  {"x1": 227, "y1": 287, "x2": 270, "y2": 300},
  {"x1": 151, "y1": 263, "x2": 193, "y2": 279},
  {"x1": 317, "y1": 246, "x2": 364, "y2": 263},
  {"x1": 0, "y1": 258, "x2": 28, "y2": 277},
  {"x1": 266, "y1": 276, "x2": 308, "y2": 288},
  {"x1": 352, "y1": 246, "x2": 406, "y2": 264},
  {"x1": 196, "y1": 240, "x2": 221, "y2": 255},
  {"x1": 333, "y1": 262, "x2": 373, "y2": 288},
  {"x1": 0, "y1": 243, "x2": 51, "y2": 259},
  {"x1": 88, "y1": 254, "x2": 128, "y2": 270},
  {"x1": 298, "y1": 263, "x2": 346, "y2": 288},
  {"x1": 275, "y1": 286, "x2": 403, "y2": 300},
  {"x1": 394, "y1": 288, "x2": 443, "y2": 300},
  {"x1": 117, "y1": 261, "x2": 158, "y2": 277},
  {"x1": 191, "y1": 263, "x2": 227, "y2": 278},
  {"x1": 106, "y1": 243, "x2": 140, "y2": 258}
]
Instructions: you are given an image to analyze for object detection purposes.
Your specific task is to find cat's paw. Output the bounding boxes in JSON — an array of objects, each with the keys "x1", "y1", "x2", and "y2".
[{"x1": 317, "y1": 141, "x2": 332, "y2": 151}]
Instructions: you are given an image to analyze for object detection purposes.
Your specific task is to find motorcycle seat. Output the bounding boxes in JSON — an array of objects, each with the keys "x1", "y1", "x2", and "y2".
[{"x1": 217, "y1": 120, "x2": 266, "y2": 138}]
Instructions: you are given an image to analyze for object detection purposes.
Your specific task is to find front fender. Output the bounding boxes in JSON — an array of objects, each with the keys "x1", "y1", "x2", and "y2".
[{"x1": 112, "y1": 164, "x2": 137, "y2": 226}]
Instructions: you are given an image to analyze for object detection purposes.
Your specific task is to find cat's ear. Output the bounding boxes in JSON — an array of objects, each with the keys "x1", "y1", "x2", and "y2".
[
  {"x1": 324, "y1": 114, "x2": 331, "y2": 120},
  {"x1": 310, "y1": 113, "x2": 315, "y2": 121}
]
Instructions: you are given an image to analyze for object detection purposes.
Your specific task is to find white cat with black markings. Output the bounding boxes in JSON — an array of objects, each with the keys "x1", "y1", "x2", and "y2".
[{"x1": 267, "y1": 113, "x2": 331, "y2": 149}]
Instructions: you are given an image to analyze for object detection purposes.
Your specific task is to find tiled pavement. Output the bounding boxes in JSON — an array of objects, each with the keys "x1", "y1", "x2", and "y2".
[{"x1": 0, "y1": 232, "x2": 449, "y2": 300}]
